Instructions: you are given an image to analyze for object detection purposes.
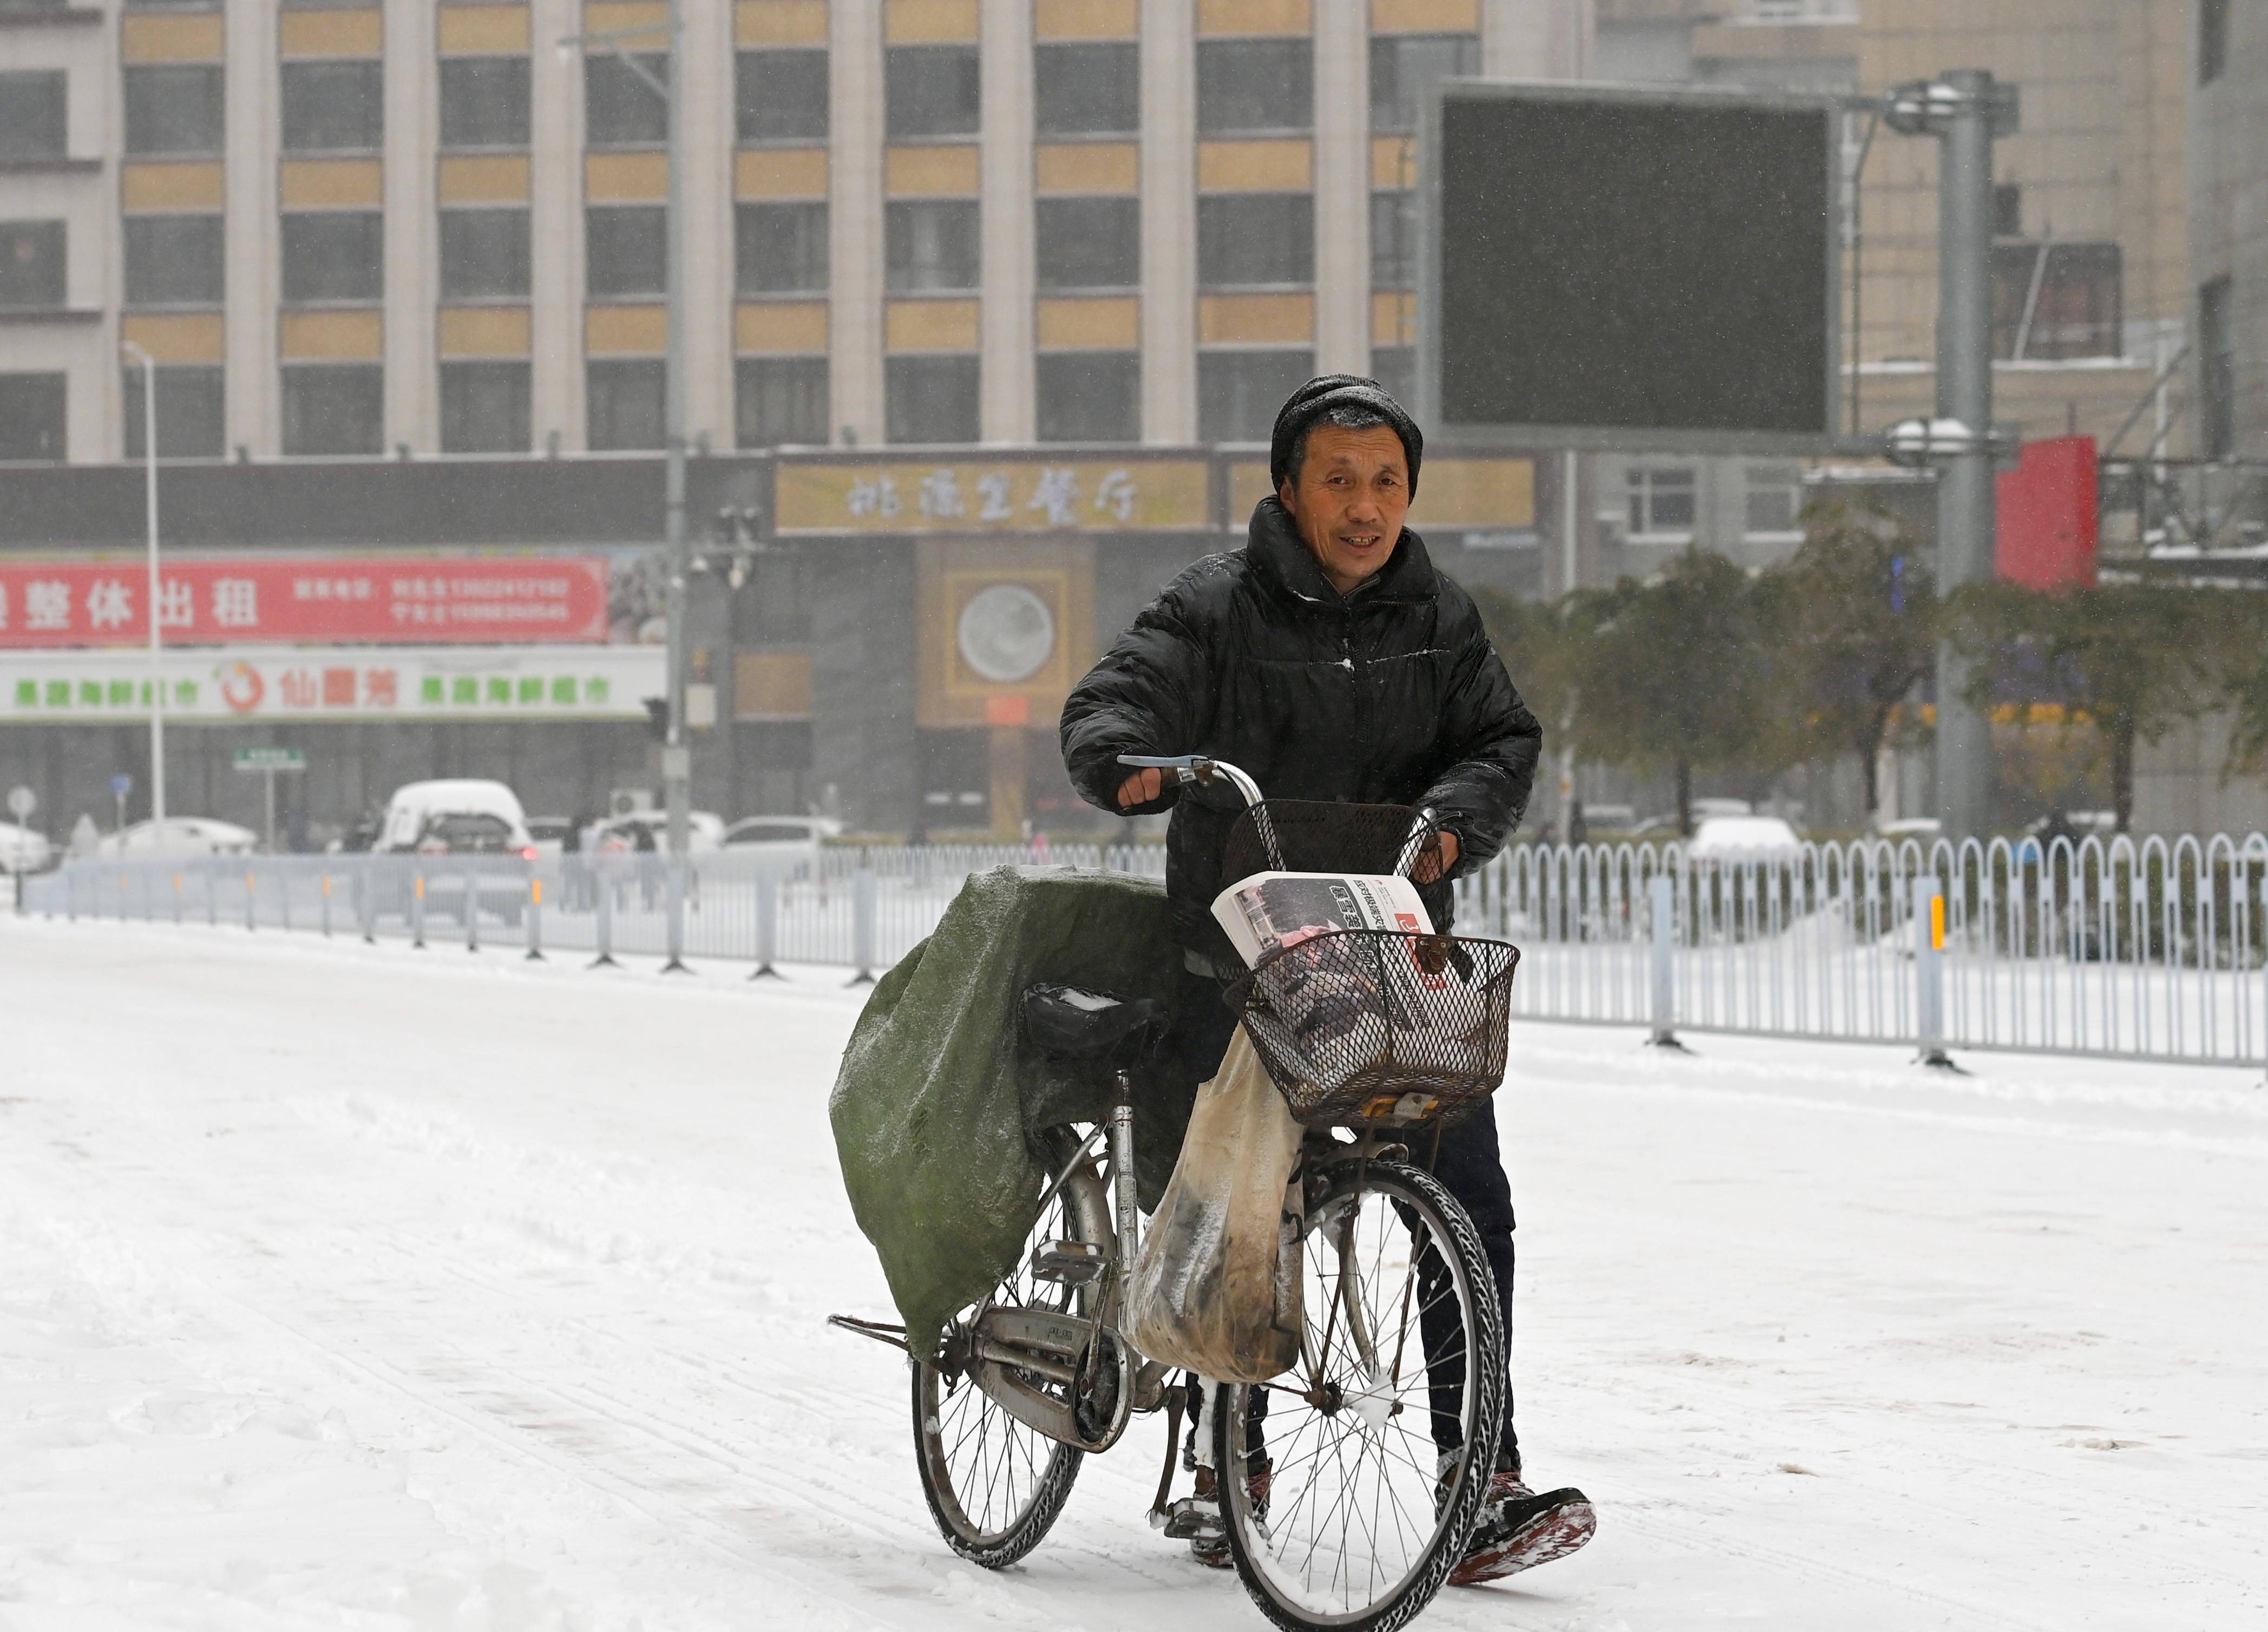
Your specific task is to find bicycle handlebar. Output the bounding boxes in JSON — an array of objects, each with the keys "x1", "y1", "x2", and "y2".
[{"x1": 1115, "y1": 755, "x2": 1443, "y2": 882}]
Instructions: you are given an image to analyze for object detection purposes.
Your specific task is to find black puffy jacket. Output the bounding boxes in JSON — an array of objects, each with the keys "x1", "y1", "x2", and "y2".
[{"x1": 1061, "y1": 497, "x2": 1543, "y2": 967}]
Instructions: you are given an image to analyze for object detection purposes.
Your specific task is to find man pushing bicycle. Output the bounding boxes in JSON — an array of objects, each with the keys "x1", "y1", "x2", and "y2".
[{"x1": 1060, "y1": 375, "x2": 1597, "y2": 1585}]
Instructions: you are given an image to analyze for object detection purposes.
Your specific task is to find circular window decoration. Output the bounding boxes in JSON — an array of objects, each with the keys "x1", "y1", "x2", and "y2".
[{"x1": 956, "y1": 584, "x2": 1057, "y2": 684}]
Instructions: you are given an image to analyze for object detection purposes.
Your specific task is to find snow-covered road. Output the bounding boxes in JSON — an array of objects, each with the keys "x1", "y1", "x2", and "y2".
[{"x1": 3, "y1": 917, "x2": 2263, "y2": 1632}]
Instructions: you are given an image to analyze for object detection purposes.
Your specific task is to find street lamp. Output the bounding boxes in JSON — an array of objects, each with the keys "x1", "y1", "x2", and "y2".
[
  {"x1": 120, "y1": 339, "x2": 165, "y2": 844},
  {"x1": 559, "y1": 2, "x2": 691, "y2": 863}
]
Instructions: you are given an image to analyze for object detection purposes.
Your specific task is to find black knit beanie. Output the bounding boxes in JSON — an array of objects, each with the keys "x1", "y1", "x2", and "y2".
[{"x1": 1269, "y1": 374, "x2": 1424, "y2": 500}]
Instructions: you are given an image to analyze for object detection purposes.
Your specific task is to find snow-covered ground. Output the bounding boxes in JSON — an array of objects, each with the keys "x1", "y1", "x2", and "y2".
[{"x1": 3, "y1": 917, "x2": 2263, "y2": 1632}]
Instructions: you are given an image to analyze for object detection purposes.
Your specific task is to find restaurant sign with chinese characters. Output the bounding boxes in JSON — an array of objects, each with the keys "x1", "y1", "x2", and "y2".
[
  {"x1": 0, "y1": 557, "x2": 610, "y2": 649},
  {"x1": 774, "y1": 459, "x2": 1211, "y2": 536},
  {"x1": 0, "y1": 645, "x2": 664, "y2": 723}
]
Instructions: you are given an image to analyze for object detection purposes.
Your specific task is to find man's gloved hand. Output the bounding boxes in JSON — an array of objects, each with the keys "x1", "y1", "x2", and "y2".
[{"x1": 1411, "y1": 831, "x2": 1461, "y2": 883}]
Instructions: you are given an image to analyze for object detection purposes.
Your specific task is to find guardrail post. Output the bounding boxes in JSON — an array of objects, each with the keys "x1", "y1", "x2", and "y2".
[
  {"x1": 205, "y1": 867, "x2": 216, "y2": 926},
  {"x1": 847, "y1": 864, "x2": 877, "y2": 987},
  {"x1": 526, "y1": 871, "x2": 544, "y2": 961},
  {"x1": 117, "y1": 871, "x2": 128, "y2": 923},
  {"x1": 749, "y1": 868, "x2": 784, "y2": 980},
  {"x1": 464, "y1": 864, "x2": 479, "y2": 953},
  {"x1": 278, "y1": 867, "x2": 292, "y2": 934},
  {"x1": 661, "y1": 857, "x2": 689, "y2": 974},
  {"x1": 244, "y1": 870, "x2": 256, "y2": 932},
  {"x1": 320, "y1": 872, "x2": 332, "y2": 937},
  {"x1": 1914, "y1": 873, "x2": 1955, "y2": 1068},
  {"x1": 589, "y1": 863, "x2": 618, "y2": 968},
  {"x1": 411, "y1": 867, "x2": 427, "y2": 949},
  {"x1": 173, "y1": 871, "x2": 183, "y2": 924},
  {"x1": 1647, "y1": 871, "x2": 1686, "y2": 1050}
]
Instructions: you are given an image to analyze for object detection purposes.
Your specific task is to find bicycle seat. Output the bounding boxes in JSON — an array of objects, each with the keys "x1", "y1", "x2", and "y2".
[{"x1": 1022, "y1": 983, "x2": 1164, "y2": 1061}]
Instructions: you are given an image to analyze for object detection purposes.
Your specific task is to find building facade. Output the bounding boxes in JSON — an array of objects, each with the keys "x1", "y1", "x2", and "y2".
[
  {"x1": 2189, "y1": 0, "x2": 2266, "y2": 543},
  {"x1": 0, "y1": 0, "x2": 1591, "y2": 463}
]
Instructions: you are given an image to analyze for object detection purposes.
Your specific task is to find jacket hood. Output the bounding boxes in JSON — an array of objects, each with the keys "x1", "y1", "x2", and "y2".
[{"x1": 1244, "y1": 495, "x2": 1438, "y2": 608}]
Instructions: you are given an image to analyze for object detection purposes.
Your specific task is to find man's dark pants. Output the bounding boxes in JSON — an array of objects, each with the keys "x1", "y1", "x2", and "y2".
[{"x1": 1170, "y1": 968, "x2": 1520, "y2": 1470}]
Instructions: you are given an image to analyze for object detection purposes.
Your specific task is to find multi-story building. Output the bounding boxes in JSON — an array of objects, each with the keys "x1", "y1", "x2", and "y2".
[
  {"x1": 0, "y1": 0, "x2": 1595, "y2": 463},
  {"x1": 1593, "y1": 0, "x2": 2196, "y2": 569},
  {"x1": 2190, "y1": 0, "x2": 2264, "y2": 534}
]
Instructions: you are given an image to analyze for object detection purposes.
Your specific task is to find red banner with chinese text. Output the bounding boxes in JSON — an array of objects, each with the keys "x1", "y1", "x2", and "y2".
[{"x1": 0, "y1": 557, "x2": 611, "y2": 649}]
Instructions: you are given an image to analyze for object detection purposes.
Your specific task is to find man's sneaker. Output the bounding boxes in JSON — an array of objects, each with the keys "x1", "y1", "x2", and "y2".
[
  {"x1": 1444, "y1": 1453, "x2": 1595, "y2": 1587},
  {"x1": 1165, "y1": 1464, "x2": 1270, "y2": 1569}
]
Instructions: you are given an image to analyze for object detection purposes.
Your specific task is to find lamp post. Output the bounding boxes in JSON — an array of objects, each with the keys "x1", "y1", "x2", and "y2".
[
  {"x1": 120, "y1": 339, "x2": 165, "y2": 842},
  {"x1": 560, "y1": 0, "x2": 690, "y2": 860},
  {"x1": 1884, "y1": 70, "x2": 2019, "y2": 841}
]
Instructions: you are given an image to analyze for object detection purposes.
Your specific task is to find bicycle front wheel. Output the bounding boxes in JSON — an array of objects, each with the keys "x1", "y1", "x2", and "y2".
[{"x1": 1215, "y1": 1158, "x2": 1505, "y2": 1632}]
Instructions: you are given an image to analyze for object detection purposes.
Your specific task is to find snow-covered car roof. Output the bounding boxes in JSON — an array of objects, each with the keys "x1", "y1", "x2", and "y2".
[{"x1": 1687, "y1": 816, "x2": 1804, "y2": 857}]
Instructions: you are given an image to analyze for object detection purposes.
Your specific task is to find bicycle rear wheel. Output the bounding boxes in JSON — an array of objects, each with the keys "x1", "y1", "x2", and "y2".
[
  {"x1": 912, "y1": 1131, "x2": 1107, "y2": 1568},
  {"x1": 1215, "y1": 1158, "x2": 1504, "y2": 1632}
]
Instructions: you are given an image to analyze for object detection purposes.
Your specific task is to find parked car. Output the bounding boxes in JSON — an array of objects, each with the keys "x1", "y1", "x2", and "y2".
[
  {"x1": 593, "y1": 810, "x2": 725, "y2": 855},
  {"x1": 96, "y1": 817, "x2": 257, "y2": 858},
  {"x1": 0, "y1": 821, "x2": 53, "y2": 874},
  {"x1": 720, "y1": 814, "x2": 842, "y2": 870},
  {"x1": 1875, "y1": 817, "x2": 1943, "y2": 844},
  {"x1": 1687, "y1": 815, "x2": 1804, "y2": 858},
  {"x1": 373, "y1": 779, "x2": 534, "y2": 924},
  {"x1": 525, "y1": 815, "x2": 576, "y2": 860}
]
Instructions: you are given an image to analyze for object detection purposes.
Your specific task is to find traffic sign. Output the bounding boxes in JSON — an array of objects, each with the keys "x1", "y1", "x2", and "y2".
[
  {"x1": 233, "y1": 746, "x2": 307, "y2": 772},
  {"x1": 5, "y1": 786, "x2": 31, "y2": 821},
  {"x1": 110, "y1": 772, "x2": 133, "y2": 800}
]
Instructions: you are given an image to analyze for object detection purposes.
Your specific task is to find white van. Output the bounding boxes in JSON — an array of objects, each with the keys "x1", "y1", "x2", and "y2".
[{"x1": 377, "y1": 779, "x2": 533, "y2": 856}]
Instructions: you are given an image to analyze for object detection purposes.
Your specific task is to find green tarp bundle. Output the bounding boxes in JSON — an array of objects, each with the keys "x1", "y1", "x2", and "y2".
[{"x1": 829, "y1": 865, "x2": 1196, "y2": 1360}]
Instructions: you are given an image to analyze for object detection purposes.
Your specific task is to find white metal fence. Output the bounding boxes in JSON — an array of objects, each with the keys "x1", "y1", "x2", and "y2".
[{"x1": 21, "y1": 832, "x2": 2268, "y2": 1070}]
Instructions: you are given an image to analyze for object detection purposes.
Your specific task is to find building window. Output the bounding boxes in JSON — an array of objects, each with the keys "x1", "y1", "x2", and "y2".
[
  {"x1": 736, "y1": 49, "x2": 827, "y2": 142},
  {"x1": 439, "y1": 57, "x2": 530, "y2": 149},
  {"x1": 0, "y1": 72, "x2": 67, "y2": 161},
  {"x1": 281, "y1": 212, "x2": 383, "y2": 303},
  {"x1": 736, "y1": 356, "x2": 829, "y2": 448},
  {"x1": 123, "y1": 364, "x2": 224, "y2": 458},
  {"x1": 1198, "y1": 194, "x2": 1312, "y2": 287},
  {"x1": 1035, "y1": 198, "x2": 1138, "y2": 291},
  {"x1": 1991, "y1": 242, "x2": 2122, "y2": 360},
  {"x1": 440, "y1": 360, "x2": 530, "y2": 453},
  {"x1": 1992, "y1": 182, "x2": 2022, "y2": 238},
  {"x1": 1368, "y1": 34, "x2": 1478, "y2": 134},
  {"x1": 1743, "y1": 464, "x2": 1804, "y2": 538},
  {"x1": 2201, "y1": 275, "x2": 2235, "y2": 459},
  {"x1": 124, "y1": 214, "x2": 224, "y2": 306},
  {"x1": 588, "y1": 358, "x2": 665, "y2": 450},
  {"x1": 123, "y1": 64, "x2": 223, "y2": 156},
  {"x1": 281, "y1": 364, "x2": 383, "y2": 456},
  {"x1": 1371, "y1": 191, "x2": 1415, "y2": 288},
  {"x1": 1199, "y1": 349, "x2": 1313, "y2": 443},
  {"x1": 736, "y1": 201, "x2": 829, "y2": 294},
  {"x1": 0, "y1": 220, "x2": 65, "y2": 309},
  {"x1": 586, "y1": 205, "x2": 666, "y2": 297},
  {"x1": 886, "y1": 355, "x2": 979, "y2": 444},
  {"x1": 0, "y1": 373, "x2": 64, "y2": 461},
  {"x1": 1035, "y1": 42, "x2": 1137, "y2": 136},
  {"x1": 2200, "y1": 0, "x2": 2229, "y2": 84},
  {"x1": 886, "y1": 200, "x2": 980, "y2": 292},
  {"x1": 281, "y1": 61, "x2": 383, "y2": 153},
  {"x1": 1197, "y1": 40, "x2": 1312, "y2": 134},
  {"x1": 1037, "y1": 352, "x2": 1138, "y2": 442},
  {"x1": 585, "y1": 54, "x2": 667, "y2": 147},
  {"x1": 1370, "y1": 345, "x2": 1414, "y2": 407},
  {"x1": 1627, "y1": 467, "x2": 1696, "y2": 539},
  {"x1": 887, "y1": 45, "x2": 980, "y2": 139},
  {"x1": 439, "y1": 208, "x2": 529, "y2": 299}
]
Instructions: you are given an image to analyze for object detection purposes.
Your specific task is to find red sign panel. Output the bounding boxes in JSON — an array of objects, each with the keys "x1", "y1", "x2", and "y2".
[
  {"x1": 0, "y1": 556, "x2": 611, "y2": 649},
  {"x1": 1996, "y1": 436, "x2": 2099, "y2": 591}
]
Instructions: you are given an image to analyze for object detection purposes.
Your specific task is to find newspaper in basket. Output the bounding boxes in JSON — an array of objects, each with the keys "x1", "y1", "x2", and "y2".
[{"x1": 1213, "y1": 870, "x2": 1520, "y2": 1127}]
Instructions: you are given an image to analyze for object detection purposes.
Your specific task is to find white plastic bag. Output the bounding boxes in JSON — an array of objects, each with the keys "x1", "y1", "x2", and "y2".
[{"x1": 1124, "y1": 1028, "x2": 1305, "y2": 1383}]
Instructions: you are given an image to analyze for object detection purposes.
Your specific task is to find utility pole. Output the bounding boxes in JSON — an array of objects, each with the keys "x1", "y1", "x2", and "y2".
[
  {"x1": 561, "y1": 1, "x2": 690, "y2": 860},
  {"x1": 120, "y1": 340, "x2": 165, "y2": 842},
  {"x1": 1885, "y1": 70, "x2": 2018, "y2": 841}
]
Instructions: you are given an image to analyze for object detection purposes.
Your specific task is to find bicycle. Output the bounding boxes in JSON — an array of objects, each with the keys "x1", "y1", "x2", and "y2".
[{"x1": 847, "y1": 756, "x2": 1523, "y2": 1632}]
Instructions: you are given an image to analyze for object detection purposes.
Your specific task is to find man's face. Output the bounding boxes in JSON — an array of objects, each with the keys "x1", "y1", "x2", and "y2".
[{"x1": 1277, "y1": 424, "x2": 1411, "y2": 597}]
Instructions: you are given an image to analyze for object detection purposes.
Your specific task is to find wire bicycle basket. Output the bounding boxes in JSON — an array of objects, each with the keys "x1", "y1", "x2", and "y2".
[{"x1": 1227, "y1": 927, "x2": 1520, "y2": 1127}]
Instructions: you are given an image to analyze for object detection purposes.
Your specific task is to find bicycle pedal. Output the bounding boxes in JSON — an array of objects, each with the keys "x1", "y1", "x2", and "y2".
[
  {"x1": 1032, "y1": 1239, "x2": 1106, "y2": 1285},
  {"x1": 1158, "y1": 1494, "x2": 1223, "y2": 1542}
]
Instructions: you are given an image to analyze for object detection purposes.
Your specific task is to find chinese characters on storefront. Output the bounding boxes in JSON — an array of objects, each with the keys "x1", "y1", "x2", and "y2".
[{"x1": 775, "y1": 458, "x2": 1211, "y2": 536}]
